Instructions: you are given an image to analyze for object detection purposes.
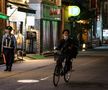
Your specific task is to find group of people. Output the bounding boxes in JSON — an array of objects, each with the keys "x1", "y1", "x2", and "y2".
[{"x1": 1, "y1": 26, "x2": 79, "y2": 72}]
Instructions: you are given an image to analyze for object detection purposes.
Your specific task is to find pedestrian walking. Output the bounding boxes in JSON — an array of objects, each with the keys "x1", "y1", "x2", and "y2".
[{"x1": 1, "y1": 26, "x2": 17, "y2": 71}]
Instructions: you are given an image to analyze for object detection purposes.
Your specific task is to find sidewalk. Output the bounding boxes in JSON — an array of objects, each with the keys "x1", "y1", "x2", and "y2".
[
  {"x1": 78, "y1": 50, "x2": 108, "y2": 56},
  {"x1": 0, "y1": 57, "x2": 55, "y2": 79},
  {"x1": 78, "y1": 45, "x2": 108, "y2": 56}
]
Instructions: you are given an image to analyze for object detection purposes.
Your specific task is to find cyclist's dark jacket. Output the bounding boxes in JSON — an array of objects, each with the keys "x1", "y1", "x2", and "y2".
[{"x1": 56, "y1": 37, "x2": 78, "y2": 58}]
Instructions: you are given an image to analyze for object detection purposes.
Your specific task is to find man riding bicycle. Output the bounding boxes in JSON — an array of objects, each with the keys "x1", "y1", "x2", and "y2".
[{"x1": 55, "y1": 29, "x2": 79, "y2": 74}]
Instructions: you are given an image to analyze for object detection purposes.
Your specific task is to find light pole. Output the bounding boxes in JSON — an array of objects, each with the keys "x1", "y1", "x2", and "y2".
[{"x1": 68, "y1": 5, "x2": 80, "y2": 38}]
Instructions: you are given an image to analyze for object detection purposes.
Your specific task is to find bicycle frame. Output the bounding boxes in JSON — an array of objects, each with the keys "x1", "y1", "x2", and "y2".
[{"x1": 53, "y1": 52, "x2": 73, "y2": 87}]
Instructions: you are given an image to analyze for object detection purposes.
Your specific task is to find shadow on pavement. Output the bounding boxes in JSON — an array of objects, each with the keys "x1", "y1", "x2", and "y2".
[{"x1": 66, "y1": 81, "x2": 108, "y2": 88}]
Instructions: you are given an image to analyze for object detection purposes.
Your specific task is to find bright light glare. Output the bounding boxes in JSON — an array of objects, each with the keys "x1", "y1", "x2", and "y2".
[
  {"x1": 82, "y1": 43, "x2": 86, "y2": 51},
  {"x1": 82, "y1": 43, "x2": 86, "y2": 48},
  {"x1": 17, "y1": 80, "x2": 39, "y2": 83},
  {"x1": 68, "y1": 6, "x2": 80, "y2": 17}
]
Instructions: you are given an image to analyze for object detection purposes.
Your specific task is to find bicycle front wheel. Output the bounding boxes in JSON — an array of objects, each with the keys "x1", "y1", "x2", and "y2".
[
  {"x1": 64, "y1": 65, "x2": 72, "y2": 83},
  {"x1": 53, "y1": 65, "x2": 60, "y2": 87},
  {"x1": 64, "y1": 70, "x2": 72, "y2": 83}
]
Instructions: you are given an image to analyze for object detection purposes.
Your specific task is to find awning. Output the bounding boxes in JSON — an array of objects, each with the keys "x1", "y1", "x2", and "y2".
[
  {"x1": 7, "y1": 1, "x2": 36, "y2": 14},
  {"x1": 18, "y1": 7, "x2": 36, "y2": 14}
]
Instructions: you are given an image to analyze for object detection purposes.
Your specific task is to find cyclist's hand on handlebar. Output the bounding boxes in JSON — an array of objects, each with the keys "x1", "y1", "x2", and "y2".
[
  {"x1": 54, "y1": 50, "x2": 61, "y2": 54},
  {"x1": 54, "y1": 50, "x2": 58, "y2": 53}
]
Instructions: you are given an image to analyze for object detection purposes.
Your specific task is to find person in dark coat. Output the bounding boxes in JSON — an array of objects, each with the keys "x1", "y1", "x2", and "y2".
[
  {"x1": 1, "y1": 26, "x2": 17, "y2": 71},
  {"x1": 56, "y1": 29, "x2": 79, "y2": 73}
]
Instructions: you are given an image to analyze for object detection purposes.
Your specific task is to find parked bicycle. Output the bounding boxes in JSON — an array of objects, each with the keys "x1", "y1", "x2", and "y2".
[{"x1": 53, "y1": 51, "x2": 73, "y2": 87}]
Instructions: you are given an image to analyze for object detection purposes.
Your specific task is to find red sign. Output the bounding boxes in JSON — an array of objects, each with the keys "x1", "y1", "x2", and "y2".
[{"x1": 50, "y1": 9, "x2": 60, "y2": 15}]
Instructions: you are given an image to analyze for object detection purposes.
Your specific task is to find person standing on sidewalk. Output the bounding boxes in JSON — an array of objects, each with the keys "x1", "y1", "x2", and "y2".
[{"x1": 1, "y1": 26, "x2": 17, "y2": 71}]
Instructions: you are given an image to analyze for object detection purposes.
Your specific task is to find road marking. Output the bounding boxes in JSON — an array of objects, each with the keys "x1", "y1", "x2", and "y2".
[
  {"x1": 17, "y1": 79, "x2": 39, "y2": 83},
  {"x1": 40, "y1": 75, "x2": 52, "y2": 81},
  {"x1": 40, "y1": 77, "x2": 49, "y2": 80}
]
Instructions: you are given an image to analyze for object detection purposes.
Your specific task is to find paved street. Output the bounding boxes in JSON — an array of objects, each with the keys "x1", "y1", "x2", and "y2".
[{"x1": 0, "y1": 50, "x2": 108, "y2": 90}]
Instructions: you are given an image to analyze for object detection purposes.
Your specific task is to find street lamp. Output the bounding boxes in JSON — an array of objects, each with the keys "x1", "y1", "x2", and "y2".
[
  {"x1": 68, "y1": 5, "x2": 80, "y2": 37},
  {"x1": 68, "y1": 6, "x2": 80, "y2": 17}
]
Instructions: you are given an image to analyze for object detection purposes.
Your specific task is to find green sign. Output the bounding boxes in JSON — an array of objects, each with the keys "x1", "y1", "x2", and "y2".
[
  {"x1": 68, "y1": 6, "x2": 80, "y2": 17},
  {"x1": 0, "y1": 12, "x2": 9, "y2": 20},
  {"x1": 42, "y1": 4, "x2": 61, "y2": 20}
]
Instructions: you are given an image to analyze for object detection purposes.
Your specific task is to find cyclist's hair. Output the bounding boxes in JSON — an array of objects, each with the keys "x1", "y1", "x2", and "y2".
[{"x1": 62, "y1": 29, "x2": 70, "y2": 34}]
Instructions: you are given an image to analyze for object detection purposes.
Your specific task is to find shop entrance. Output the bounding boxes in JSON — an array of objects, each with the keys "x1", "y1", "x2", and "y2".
[
  {"x1": 26, "y1": 31, "x2": 37, "y2": 53},
  {"x1": 42, "y1": 20, "x2": 59, "y2": 53}
]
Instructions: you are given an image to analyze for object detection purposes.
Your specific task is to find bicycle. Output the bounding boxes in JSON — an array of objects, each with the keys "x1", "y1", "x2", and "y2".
[{"x1": 53, "y1": 51, "x2": 73, "y2": 87}]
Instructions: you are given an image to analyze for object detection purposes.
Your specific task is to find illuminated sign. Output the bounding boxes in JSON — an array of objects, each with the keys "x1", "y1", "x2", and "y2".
[
  {"x1": 68, "y1": 6, "x2": 80, "y2": 17},
  {"x1": 43, "y1": 4, "x2": 61, "y2": 20},
  {"x1": 0, "y1": 13, "x2": 9, "y2": 20}
]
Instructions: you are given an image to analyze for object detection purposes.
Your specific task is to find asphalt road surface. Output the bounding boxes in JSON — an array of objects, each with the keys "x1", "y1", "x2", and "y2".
[{"x1": 0, "y1": 56, "x2": 108, "y2": 90}]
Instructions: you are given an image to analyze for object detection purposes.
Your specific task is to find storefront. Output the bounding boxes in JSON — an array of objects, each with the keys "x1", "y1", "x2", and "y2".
[
  {"x1": 7, "y1": 1, "x2": 36, "y2": 53},
  {"x1": 29, "y1": 0, "x2": 61, "y2": 54},
  {"x1": 26, "y1": 26, "x2": 37, "y2": 53},
  {"x1": 41, "y1": 4, "x2": 61, "y2": 53}
]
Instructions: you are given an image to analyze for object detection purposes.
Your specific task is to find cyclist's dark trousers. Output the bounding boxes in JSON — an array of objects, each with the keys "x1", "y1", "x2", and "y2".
[
  {"x1": 57, "y1": 54, "x2": 72, "y2": 72},
  {"x1": 65, "y1": 56, "x2": 72, "y2": 72},
  {"x1": 57, "y1": 54, "x2": 64, "y2": 67},
  {"x1": 3, "y1": 48, "x2": 14, "y2": 70}
]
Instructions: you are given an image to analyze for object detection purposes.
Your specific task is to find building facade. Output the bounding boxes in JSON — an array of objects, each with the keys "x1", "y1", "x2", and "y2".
[
  {"x1": 29, "y1": 0, "x2": 62, "y2": 54},
  {"x1": 6, "y1": 0, "x2": 36, "y2": 53},
  {"x1": 101, "y1": 0, "x2": 108, "y2": 44},
  {"x1": 89, "y1": 0, "x2": 108, "y2": 46}
]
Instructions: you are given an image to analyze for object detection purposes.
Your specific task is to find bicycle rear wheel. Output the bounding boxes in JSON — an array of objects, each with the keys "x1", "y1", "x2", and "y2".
[{"x1": 53, "y1": 65, "x2": 60, "y2": 87}]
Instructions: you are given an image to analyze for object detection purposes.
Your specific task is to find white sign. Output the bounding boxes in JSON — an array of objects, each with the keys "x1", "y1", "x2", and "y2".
[{"x1": 27, "y1": 16, "x2": 35, "y2": 26}]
